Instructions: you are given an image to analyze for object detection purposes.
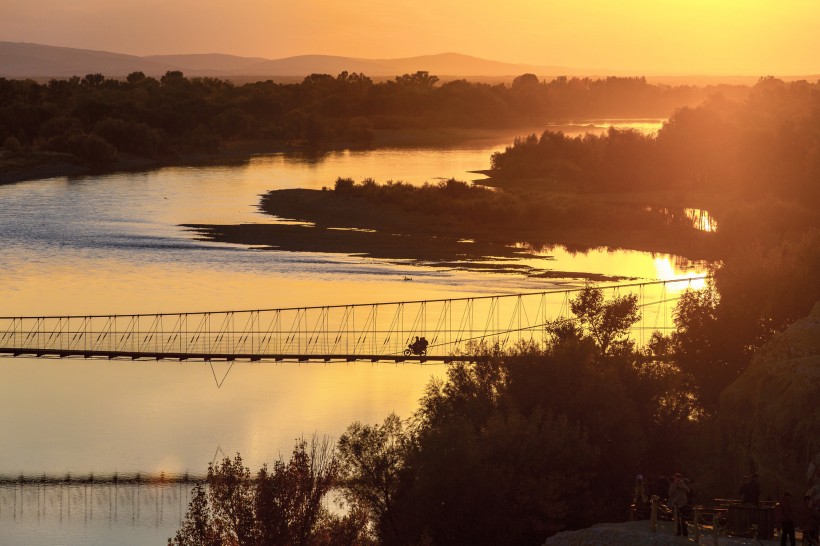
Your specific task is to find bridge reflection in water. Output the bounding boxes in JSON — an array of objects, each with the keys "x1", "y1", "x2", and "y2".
[
  {"x1": 0, "y1": 473, "x2": 200, "y2": 529},
  {"x1": 0, "y1": 277, "x2": 706, "y2": 364}
]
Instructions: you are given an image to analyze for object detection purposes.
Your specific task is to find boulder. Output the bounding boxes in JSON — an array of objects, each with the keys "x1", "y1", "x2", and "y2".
[{"x1": 716, "y1": 301, "x2": 820, "y2": 499}]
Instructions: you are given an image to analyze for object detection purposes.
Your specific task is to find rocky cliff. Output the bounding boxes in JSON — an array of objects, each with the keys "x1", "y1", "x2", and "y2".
[
  {"x1": 716, "y1": 301, "x2": 820, "y2": 498},
  {"x1": 544, "y1": 520, "x2": 701, "y2": 545}
]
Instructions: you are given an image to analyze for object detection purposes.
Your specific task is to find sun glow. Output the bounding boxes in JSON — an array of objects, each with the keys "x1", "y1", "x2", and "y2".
[
  {"x1": 653, "y1": 257, "x2": 708, "y2": 291},
  {"x1": 1, "y1": 1, "x2": 817, "y2": 75}
]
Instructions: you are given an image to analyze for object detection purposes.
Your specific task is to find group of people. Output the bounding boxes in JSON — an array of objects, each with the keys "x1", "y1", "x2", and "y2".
[
  {"x1": 408, "y1": 336, "x2": 428, "y2": 355},
  {"x1": 739, "y1": 472, "x2": 761, "y2": 504},
  {"x1": 798, "y1": 452, "x2": 820, "y2": 546},
  {"x1": 629, "y1": 454, "x2": 820, "y2": 544},
  {"x1": 736, "y1": 470, "x2": 820, "y2": 546},
  {"x1": 631, "y1": 473, "x2": 693, "y2": 536},
  {"x1": 770, "y1": 490, "x2": 820, "y2": 546}
]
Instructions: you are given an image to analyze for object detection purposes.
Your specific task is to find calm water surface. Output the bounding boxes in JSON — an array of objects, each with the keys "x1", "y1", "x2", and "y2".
[{"x1": 0, "y1": 121, "x2": 707, "y2": 544}]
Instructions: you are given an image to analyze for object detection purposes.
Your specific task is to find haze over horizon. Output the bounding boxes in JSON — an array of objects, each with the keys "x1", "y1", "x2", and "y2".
[{"x1": 2, "y1": 0, "x2": 819, "y2": 76}]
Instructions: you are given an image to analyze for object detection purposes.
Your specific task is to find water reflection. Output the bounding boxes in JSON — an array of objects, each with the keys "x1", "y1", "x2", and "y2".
[
  {"x1": 512, "y1": 244, "x2": 708, "y2": 283},
  {"x1": 645, "y1": 206, "x2": 719, "y2": 233},
  {"x1": 0, "y1": 357, "x2": 442, "y2": 476},
  {"x1": 545, "y1": 118, "x2": 664, "y2": 137},
  {"x1": 0, "y1": 474, "x2": 196, "y2": 546},
  {"x1": 654, "y1": 257, "x2": 710, "y2": 290},
  {"x1": 684, "y1": 208, "x2": 718, "y2": 233}
]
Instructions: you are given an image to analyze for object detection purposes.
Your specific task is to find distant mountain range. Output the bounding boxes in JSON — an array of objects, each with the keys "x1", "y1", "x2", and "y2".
[
  {"x1": 0, "y1": 41, "x2": 600, "y2": 80},
  {"x1": 1, "y1": 42, "x2": 815, "y2": 84}
]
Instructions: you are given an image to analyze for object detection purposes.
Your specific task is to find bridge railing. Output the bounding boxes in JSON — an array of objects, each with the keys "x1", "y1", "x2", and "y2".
[
  {"x1": 0, "y1": 277, "x2": 707, "y2": 361},
  {"x1": 0, "y1": 473, "x2": 200, "y2": 529}
]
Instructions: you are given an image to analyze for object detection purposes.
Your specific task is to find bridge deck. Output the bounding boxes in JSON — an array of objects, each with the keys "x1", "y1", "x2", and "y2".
[{"x1": 0, "y1": 347, "x2": 461, "y2": 363}]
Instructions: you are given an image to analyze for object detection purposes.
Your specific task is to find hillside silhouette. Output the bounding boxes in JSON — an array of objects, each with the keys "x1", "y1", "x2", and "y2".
[{"x1": 1, "y1": 42, "x2": 589, "y2": 80}]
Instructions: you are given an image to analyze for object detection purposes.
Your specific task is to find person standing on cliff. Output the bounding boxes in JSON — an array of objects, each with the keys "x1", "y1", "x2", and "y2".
[
  {"x1": 776, "y1": 492, "x2": 796, "y2": 546},
  {"x1": 656, "y1": 475, "x2": 670, "y2": 504},
  {"x1": 741, "y1": 473, "x2": 761, "y2": 505},
  {"x1": 800, "y1": 494, "x2": 818, "y2": 545},
  {"x1": 668, "y1": 473, "x2": 690, "y2": 537},
  {"x1": 632, "y1": 474, "x2": 649, "y2": 519},
  {"x1": 806, "y1": 454, "x2": 820, "y2": 545}
]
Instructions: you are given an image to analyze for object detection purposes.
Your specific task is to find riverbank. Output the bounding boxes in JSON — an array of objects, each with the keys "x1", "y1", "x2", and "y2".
[
  {"x1": 0, "y1": 142, "x2": 299, "y2": 186},
  {"x1": 0, "y1": 127, "x2": 541, "y2": 186}
]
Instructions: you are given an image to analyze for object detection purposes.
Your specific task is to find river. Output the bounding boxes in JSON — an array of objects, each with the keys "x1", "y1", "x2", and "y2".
[{"x1": 0, "y1": 120, "x2": 708, "y2": 544}]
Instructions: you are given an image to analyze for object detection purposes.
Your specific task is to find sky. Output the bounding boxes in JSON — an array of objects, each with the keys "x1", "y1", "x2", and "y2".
[{"x1": 1, "y1": 0, "x2": 818, "y2": 75}]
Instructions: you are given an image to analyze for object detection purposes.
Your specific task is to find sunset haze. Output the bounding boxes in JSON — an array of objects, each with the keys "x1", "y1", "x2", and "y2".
[{"x1": 2, "y1": 0, "x2": 819, "y2": 75}]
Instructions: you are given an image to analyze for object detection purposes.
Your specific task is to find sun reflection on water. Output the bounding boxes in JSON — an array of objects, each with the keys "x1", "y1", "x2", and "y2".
[{"x1": 654, "y1": 257, "x2": 709, "y2": 291}]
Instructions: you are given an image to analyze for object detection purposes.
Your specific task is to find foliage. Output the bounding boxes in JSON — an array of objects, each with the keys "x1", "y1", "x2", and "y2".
[
  {"x1": 565, "y1": 286, "x2": 640, "y2": 354},
  {"x1": 3, "y1": 135, "x2": 21, "y2": 153},
  {"x1": 321, "y1": 176, "x2": 698, "y2": 247},
  {"x1": 169, "y1": 484, "x2": 221, "y2": 546},
  {"x1": 665, "y1": 284, "x2": 727, "y2": 410},
  {"x1": 336, "y1": 414, "x2": 410, "y2": 543},
  {"x1": 490, "y1": 78, "x2": 820, "y2": 219},
  {"x1": 661, "y1": 229, "x2": 820, "y2": 412},
  {"x1": 169, "y1": 437, "x2": 365, "y2": 546},
  {"x1": 0, "y1": 72, "x2": 736, "y2": 169}
]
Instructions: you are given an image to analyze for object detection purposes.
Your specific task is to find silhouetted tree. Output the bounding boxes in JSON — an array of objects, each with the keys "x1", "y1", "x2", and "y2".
[
  {"x1": 169, "y1": 437, "x2": 354, "y2": 546},
  {"x1": 161, "y1": 70, "x2": 185, "y2": 83},
  {"x1": 566, "y1": 286, "x2": 640, "y2": 354},
  {"x1": 337, "y1": 414, "x2": 409, "y2": 543},
  {"x1": 81, "y1": 73, "x2": 105, "y2": 87},
  {"x1": 126, "y1": 71, "x2": 146, "y2": 84}
]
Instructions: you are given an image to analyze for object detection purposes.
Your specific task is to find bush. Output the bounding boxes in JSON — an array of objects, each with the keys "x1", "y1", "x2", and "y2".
[
  {"x1": 333, "y1": 177, "x2": 355, "y2": 194},
  {"x1": 94, "y1": 118, "x2": 163, "y2": 157},
  {"x1": 345, "y1": 116, "x2": 375, "y2": 147},
  {"x1": 64, "y1": 133, "x2": 117, "y2": 167},
  {"x1": 2, "y1": 135, "x2": 21, "y2": 153}
]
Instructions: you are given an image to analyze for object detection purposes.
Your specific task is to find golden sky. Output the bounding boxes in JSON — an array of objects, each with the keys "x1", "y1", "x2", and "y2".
[{"x1": 2, "y1": 0, "x2": 818, "y2": 75}]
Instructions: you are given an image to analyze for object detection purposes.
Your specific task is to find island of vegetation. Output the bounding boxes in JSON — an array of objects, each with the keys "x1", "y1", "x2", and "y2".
[{"x1": 187, "y1": 176, "x2": 717, "y2": 280}]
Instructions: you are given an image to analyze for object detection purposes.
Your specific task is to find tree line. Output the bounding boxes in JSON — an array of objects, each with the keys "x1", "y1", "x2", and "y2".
[
  {"x1": 0, "y1": 70, "x2": 742, "y2": 168},
  {"x1": 490, "y1": 77, "x2": 820, "y2": 207}
]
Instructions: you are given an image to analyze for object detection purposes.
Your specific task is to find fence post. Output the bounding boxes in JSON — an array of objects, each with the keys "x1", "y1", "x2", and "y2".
[
  {"x1": 651, "y1": 496, "x2": 657, "y2": 533},
  {"x1": 693, "y1": 506, "x2": 700, "y2": 542},
  {"x1": 713, "y1": 512, "x2": 719, "y2": 546},
  {"x1": 673, "y1": 504, "x2": 678, "y2": 535}
]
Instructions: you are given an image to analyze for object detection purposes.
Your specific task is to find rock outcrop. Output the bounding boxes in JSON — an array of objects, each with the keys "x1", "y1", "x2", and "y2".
[
  {"x1": 716, "y1": 301, "x2": 820, "y2": 498},
  {"x1": 544, "y1": 521, "x2": 693, "y2": 545}
]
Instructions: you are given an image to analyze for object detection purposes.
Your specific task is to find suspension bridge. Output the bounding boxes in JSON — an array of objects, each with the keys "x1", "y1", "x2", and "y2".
[{"x1": 0, "y1": 277, "x2": 706, "y2": 365}]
